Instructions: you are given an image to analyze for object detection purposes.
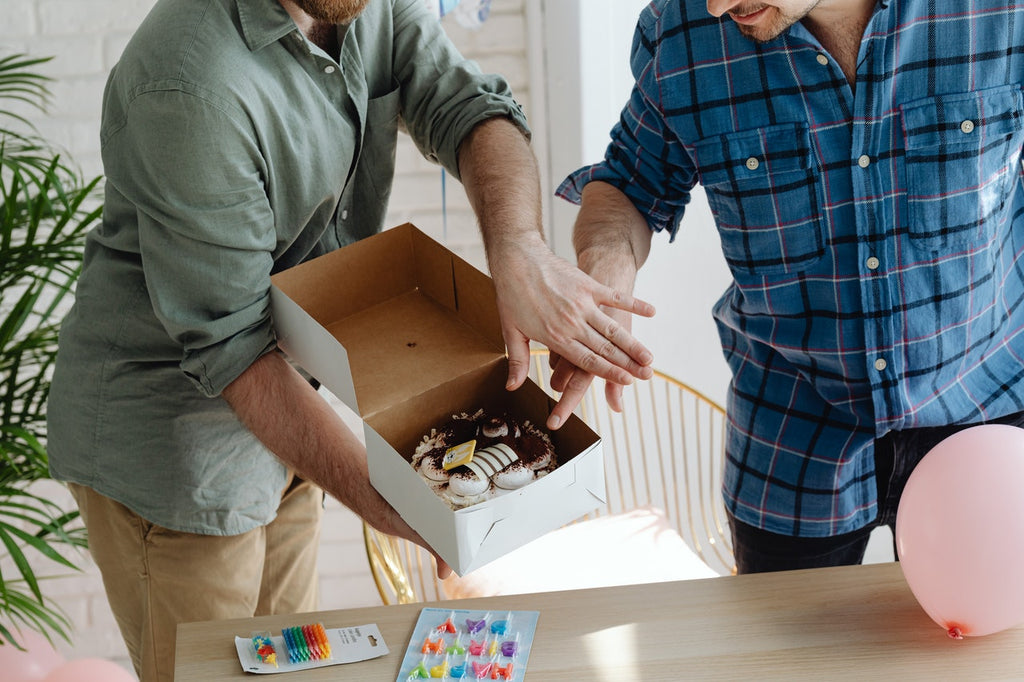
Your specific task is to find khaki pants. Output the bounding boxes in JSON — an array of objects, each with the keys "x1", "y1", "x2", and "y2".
[{"x1": 69, "y1": 474, "x2": 323, "y2": 682}]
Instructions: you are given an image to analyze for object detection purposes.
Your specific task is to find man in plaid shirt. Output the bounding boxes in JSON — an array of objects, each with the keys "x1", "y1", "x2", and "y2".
[{"x1": 500, "y1": 0, "x2": 1024, "y2": 573}]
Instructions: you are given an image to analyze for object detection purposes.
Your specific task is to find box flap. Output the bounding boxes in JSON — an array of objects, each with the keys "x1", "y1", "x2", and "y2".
[
  {"x1": 270, "y1": 224, "x2": 506, "y2": 417},
  {"x1": 270, "y1": 225, "x2": 607, "y2": 575},
  {"x1": 270, "y1": 286, "x2": 359, "y2": 410}
]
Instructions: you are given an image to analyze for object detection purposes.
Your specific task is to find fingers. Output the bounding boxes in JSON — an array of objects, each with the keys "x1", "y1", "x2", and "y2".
[
  {"x1": 584, "y1": 308, "x2": 654, "y2": 372},
  {"x1": 548, "y1": 350, "x2": 561, "y2": 372},
  {"x1": 605, "y1": 379, "x2": 625, "y2": 413},
  {"x1": 502, "y1": 325, "x2": 531, "y2": 391},
  {"x1": 550, "y1": 305, "x2": 653, "y2": 386},
  {"x1": 548, "y1": 354, "x2": 574, "y2": 393},
  {"x1": 434, "y1": 555, "x2": 452, "y2": 580},
  {"x1": 493, "y1": 257, "x2": 654, "y2": 388},
  {"x1": 558, "y1": 336, "x2": 645, "y2": 387},
  {"x1": 547, "y1": 362, "x2": 595, "y2": 430},
  {"x1": 547, "y1": 393, "x2": 579, "y2": 430},
  {"x1": 593, "y1": 285, "x2": 656, "y2": 319},
  {"x1": 548, "y1": 368, "x2": 598, "y2": 428},
  {"x1": 580, "y1": 287, "x2": 655, "y2": 382}
]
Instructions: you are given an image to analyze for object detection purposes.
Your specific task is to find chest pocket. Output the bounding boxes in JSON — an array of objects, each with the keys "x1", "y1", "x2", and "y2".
[
  {"x1": 695, "y1": 123, "x2": 823, "y2": 277},
  {"x1": 359, "y1": 86, "x2": 401, "y2": 203},
  {"x1": 900, "y1": 85, "x2": 1024, "y2": 249},
  {"x1": 332, "y1": 86, "x2": 402, "y2": 248}
]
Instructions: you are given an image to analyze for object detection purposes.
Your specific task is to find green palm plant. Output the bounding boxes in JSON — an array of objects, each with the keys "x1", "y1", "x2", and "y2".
[{"x1": 0, "y1": 53, "x2": 100, "y2": 648}]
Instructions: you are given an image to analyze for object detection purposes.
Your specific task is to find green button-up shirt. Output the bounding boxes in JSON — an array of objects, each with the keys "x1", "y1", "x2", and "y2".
[{"x1": 47, "y1": 0, "x2": 528, "y2": 535}]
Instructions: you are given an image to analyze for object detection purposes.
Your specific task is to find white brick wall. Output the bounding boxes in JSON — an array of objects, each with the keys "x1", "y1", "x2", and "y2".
[{"x1": 2, "y1": 0, "x2": 534, "y2": 674}]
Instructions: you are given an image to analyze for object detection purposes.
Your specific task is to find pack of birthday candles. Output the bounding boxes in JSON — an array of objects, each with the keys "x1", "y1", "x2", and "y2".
[
  {"x1": 398, "y1": 607, "x2": 539, "y2": 681},
  {"x1": 234, "y1": 621, "x2": 389, "y2": 674}
]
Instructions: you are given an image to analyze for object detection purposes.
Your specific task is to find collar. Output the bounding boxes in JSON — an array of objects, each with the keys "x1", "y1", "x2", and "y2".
[
  {"x1": 237, "y1": 0, "x2": 298, "y2": 52},
  {"x1": 784, "y1": 0, "x2": 890, "y2": 44}
]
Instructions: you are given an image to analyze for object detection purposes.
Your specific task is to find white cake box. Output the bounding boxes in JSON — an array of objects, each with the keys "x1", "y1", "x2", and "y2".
[{"x1": 270, "y1": 223, "x2": 605, "y2": 575}]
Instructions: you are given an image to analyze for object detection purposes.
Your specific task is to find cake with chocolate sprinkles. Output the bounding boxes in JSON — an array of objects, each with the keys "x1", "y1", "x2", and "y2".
[{"x1": 411, "y1": 409, "x2": 556, "y2": 509}]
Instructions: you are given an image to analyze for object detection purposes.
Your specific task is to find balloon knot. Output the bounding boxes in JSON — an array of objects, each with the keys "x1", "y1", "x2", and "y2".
[{"x1": 947, "y1": 626, "x2": 964, "y2": 640}]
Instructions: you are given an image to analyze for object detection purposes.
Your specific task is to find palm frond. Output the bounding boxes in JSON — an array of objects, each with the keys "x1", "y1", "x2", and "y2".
[
  {"x1": 0, "y1": 51, "x2": 100, "y2": 647},
  {"x1": 0, "y1": 578, "x2": 73, "y2": 648},
  {"x1": 0, "y1": 54, "x2": 51, "y2": 133}
]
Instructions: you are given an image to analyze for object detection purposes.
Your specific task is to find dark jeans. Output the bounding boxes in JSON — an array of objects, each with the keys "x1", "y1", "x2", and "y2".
[{"x1": 729, "y1": 410, "x2": 1024, "y2": 574}]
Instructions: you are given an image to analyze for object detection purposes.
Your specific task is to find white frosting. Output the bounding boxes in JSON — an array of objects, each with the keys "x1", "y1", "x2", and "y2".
[
  {"x1": 442, "y1": 488, "x2": 494, "y2": 508},
  {"x1": 481, "y1": 421, "x2": 509, "y2": 438},
  {"x1": 527, "y1": 449, "x2": 553, "y2": 471},
  {"x1": 493, "y1": 461, "x2": 534, "y2": 490},
  {"x1": 448, "y1": 471, "x2": 490, "y2": 497},
  {"x1": 412, "y1": 430, "x2": 445, "y2": 465},
  {"x1": 418, "y1": 456, "x2": 449, "y2": 482}
]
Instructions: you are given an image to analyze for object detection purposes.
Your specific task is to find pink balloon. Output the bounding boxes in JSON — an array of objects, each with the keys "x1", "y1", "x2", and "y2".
[
  {"x1": 41, "y1": 658, "x2": 136, "y2": 682},
  {"x1": 896, "y1": 424, "x2": 1024, "y2": 638},
  {"x1": 0, "y1": 629, "x2": 65, "y2": 681}
]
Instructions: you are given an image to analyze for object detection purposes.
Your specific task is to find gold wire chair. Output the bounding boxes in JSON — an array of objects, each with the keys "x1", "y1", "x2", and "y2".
[{"x1": 363, "y1": 349, "x2": 735, "y2": 605}]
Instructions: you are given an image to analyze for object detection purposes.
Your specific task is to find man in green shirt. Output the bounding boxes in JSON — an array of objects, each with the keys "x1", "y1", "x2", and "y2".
[{"x1": 47, "y1": 0, "x2": 654, "y2": 678}]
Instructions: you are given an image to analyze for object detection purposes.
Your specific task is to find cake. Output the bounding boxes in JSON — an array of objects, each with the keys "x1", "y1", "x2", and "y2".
[{"x1": 411, "y1": 409, "x2": 556, "y2": 509}]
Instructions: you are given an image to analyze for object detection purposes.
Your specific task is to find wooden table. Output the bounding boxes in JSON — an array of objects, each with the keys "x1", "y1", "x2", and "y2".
[{"x1": 175, "y1": 562, "x2": 1024, "y2": 680}]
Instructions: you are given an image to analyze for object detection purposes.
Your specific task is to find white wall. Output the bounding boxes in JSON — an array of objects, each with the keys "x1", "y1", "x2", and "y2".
[{"x1": 540, "y1": 0, "x2": 733, "y2": 407}]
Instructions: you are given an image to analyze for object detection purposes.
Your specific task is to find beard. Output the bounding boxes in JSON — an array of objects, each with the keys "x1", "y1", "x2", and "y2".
[
  {"x1": 731, "y1": 2, "x2": 818, "y2": 43},
  {"x1": 290, "y1": 0, "x2": 371, "y2": 24}
]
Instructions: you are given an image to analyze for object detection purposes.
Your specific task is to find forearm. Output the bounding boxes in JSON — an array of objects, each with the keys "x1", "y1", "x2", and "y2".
[
  {"x1": 456, "y1": 117, "x2": 654, "y2": 411},
  {"x1": 574, "y1": 181, "x2": 653, "y2": 294},
  {"x1": 221, "y1": 350, "x2": 388, "y2": 527},
  {"x1": 457, "y1": 116, "x2": 546, "y2": 266}
]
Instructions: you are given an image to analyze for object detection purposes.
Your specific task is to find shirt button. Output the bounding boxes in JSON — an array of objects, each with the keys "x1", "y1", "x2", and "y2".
[
  {"x1": 341, "y1": 209, "x2": 348, "y2": 220},
  {"x1": 745, "y1": 157, "x2": 760, "y2": 171},
  {"x1": 857, "y1": 154, "x2": 871, "y2": 168},
  {"x1": 874, "y1": 358, "x2": 888, "y2": 371},
  {"x1": 960, "y1": 119, "x2": 975, "y2": 134},
  {"x1": 816, "y1": 53, "x2": 829, "y2": 66},
  {"x1": 324, "y1": 65, "x2": 336, "y2": 74},
  {"x1": 866, "y1": 256, "x2": 880, "y2": 270}
]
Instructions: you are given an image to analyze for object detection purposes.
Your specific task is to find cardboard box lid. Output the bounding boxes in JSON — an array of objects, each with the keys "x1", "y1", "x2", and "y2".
[{"x1": 270, "y1": 223, "x2": 506, "y2": 418}]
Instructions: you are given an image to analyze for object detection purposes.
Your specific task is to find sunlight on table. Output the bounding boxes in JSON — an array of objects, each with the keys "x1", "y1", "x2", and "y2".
[{"x1": 581, "y1": 623, "x2": 642, "y2": 682}]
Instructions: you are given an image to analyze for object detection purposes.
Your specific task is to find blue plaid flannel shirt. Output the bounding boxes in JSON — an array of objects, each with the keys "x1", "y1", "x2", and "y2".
[{"x1": 558, "y1": 0, "x2": 1024, "y2": 536}]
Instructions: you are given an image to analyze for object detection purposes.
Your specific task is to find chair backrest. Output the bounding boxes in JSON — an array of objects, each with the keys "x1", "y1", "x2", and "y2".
[{"x1": 363, "y1": 349, "x2": 734, "y2": 605}]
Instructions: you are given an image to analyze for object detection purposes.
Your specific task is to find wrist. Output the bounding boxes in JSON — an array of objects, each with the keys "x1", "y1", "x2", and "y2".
[
  {"x1": 576, "y1": 243, "x2": 639, "y2": 293},
  {"x1": 485, "y1": 228, "x2": 548, "y2": 277},
  {"x1": 573, "y1": 181, "x2": 652, "y2": 279}
]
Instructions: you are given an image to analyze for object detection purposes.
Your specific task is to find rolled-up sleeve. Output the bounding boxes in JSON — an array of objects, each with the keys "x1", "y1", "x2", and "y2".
[
  {"x1": 101, "y1": 84, "x2": 277, "y2": 396},
  {"x1": 390, "y1": 0, "x2": 530, "y2": 180},
  {"x1": 556, "y1": 12, "x2": 696, "y2": 240}
]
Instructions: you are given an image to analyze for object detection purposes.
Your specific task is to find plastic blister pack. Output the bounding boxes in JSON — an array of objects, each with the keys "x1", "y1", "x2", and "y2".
[{"x1": 398, "y1": 608, "x2": 539, "y2": 681}]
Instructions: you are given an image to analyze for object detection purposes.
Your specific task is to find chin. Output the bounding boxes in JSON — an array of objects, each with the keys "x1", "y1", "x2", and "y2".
[
  {"x1": 738, "y1": 25, "x2": 784, "y2": 43},
  {"x1": 735, "y1": 9, "x2": 797, "y2": 43}
]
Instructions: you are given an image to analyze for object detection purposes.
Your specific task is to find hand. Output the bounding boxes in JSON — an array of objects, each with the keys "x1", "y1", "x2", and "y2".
[
  {"x1": 364, "y1": 498, "x2": 453, "y2": 580},
  {"x1": 490, "y1": 236, "x2": 655, "y2": 411},
  {"x1": 222, "y1": 353, "x2": 453, "y2": 579},
  {"x1": 539, "y1": 183, "x2": 656, "y2": 428},
  {"x1": 546, "y1": 302, "x2": 633, "y2": 428},
  {"x1": 457, "y1": 120, "x2": 653, "y2": 417}
]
